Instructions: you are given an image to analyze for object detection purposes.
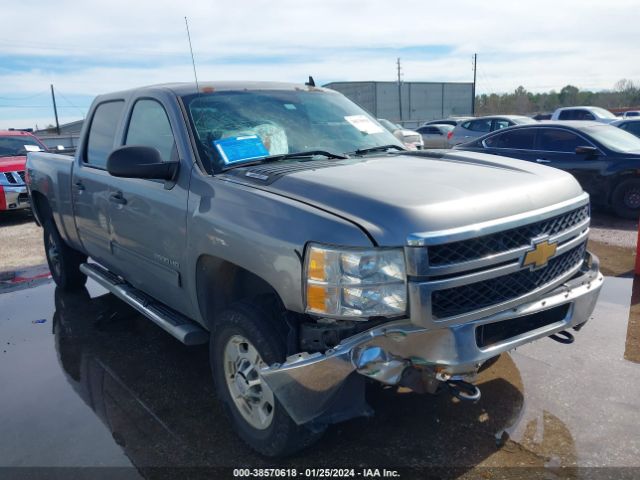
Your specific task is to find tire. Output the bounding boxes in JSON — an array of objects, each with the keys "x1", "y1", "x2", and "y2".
[
  {"x1": 210, "y1": 301, "x2": 323, "y2": 457},
  {"x1": 43, "y1": 218, "x2": 87, "y2": 290},
  {"x1": 611, "y1": 178, "x2": 640, "y2": 219}
]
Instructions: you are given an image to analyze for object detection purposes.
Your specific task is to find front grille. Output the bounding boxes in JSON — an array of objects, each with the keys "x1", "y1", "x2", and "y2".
[
  {"x1": 429, "y1": 205, "x2": 589, "y2": 266},
  {"x1": 3, "y1": 172, "x2": 17, "y2": 184},
  {"x1": 432, "y1": 242, "x2": 586, "y2": 319},
  {"x1": 2, "y1": 171, "x2": 25, "y2": 185}
]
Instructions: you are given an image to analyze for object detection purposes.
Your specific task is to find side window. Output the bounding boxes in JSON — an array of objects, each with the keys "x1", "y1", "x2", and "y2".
[
  {"x1": 461, "y1": 121, "x2": 472, "y2": 130},
  {"x1": 469, "y1": 119, "x2": 492, "y2": 132},
  {"x1": 583, "y1": 111, "x2": 595, "y2": 120},
  {"x1": 492, "y1": 119, "x2": 511, "y2": 131},
  {"x1": 484, "y1": 129, "x2": 535, "y2": 149},
  {"x1": 624, "y1": 122, "x2": 640, "y2": 136},
  {"x1": 537, "y1": 129, "x2": 584, "y2": 152},
  {"x1": 86, "y1": 101, "x2": 125, "y2": 168},
  {"x1": 125, "y1": 99, "x2": 176, "y2": 162},
  {"x1": 558, "y1": 110, "x2": 574, "y2": 120}
]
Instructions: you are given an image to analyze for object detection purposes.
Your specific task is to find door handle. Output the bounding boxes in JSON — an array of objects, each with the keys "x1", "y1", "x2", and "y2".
[
  {"x1": 74, "y1": 181, "x2": 85, "y2": 191},
  {"x1": 536, "y1": 158, "x2": 550, "y2": 163},
  {"x1": 109, "y1": 192, "x2": 127, "y2": 205}
]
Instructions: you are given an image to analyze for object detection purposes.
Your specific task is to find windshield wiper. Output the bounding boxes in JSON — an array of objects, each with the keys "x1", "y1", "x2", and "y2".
[
  {"x1": 223, "y1": 150, "x2": 348, "y2": 170},
  {"x1": 350, "y1": 144, "x2": 406, "y2": 156}
]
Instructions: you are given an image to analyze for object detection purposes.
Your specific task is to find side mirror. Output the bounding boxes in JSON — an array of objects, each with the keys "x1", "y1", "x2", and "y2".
[
  {"x1": 107, "y1": 145, "x2": 179, "y2": 180},
  {"x1": 575, "y1": 145, "x2": 599, "y2": 156}
]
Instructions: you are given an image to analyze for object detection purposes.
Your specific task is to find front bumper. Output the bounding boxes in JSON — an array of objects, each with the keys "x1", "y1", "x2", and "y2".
[
  {"x1": 261, "y1": 253, "x2": 603, "y2": 425},
  {"x1": 0, "y1": 185, "x2": 29, "y2": 211}
]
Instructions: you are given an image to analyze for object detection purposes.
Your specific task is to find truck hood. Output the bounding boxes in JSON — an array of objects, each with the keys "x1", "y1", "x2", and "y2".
[
  {"x1": 256, "y1": 151, "x2": 585, "y2": 245},
  {"x1": 0, "y1": 156, "x2": 26, "y2": 173}
]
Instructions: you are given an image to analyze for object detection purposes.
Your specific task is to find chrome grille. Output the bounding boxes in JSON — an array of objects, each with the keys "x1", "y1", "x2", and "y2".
[
  {"x1": 431, "y1": 242, "x2": 586, "y2": 319},
  {"x1": 429, "y1": 205, "x2": 589, "y2": 266}
]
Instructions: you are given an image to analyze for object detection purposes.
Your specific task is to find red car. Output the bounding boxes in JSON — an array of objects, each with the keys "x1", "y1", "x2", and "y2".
[{"x1": 0, "y1": 130, "x2": 47, "y2": 211}]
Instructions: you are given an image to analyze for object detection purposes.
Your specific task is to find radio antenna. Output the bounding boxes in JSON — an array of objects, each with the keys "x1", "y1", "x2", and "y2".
[{"x1": 184, "y1": 16, "x2": 200, "y2": 91}]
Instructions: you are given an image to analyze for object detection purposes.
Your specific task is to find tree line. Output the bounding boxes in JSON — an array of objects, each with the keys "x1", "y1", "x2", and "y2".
[{"x1": 475, "y1": 79, "x2": 640, "y2": 116}]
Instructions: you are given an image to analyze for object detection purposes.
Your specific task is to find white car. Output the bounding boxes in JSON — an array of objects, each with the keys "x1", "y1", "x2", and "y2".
[
  {"x1": 551, "y1": 106, "x2": 617, "y2": 123},
  {"x1": 377, "y1": 118, "x2": 424, "y2": 150},
  {"x1": 623, "y1": 110, "x2": 640, "y2": 119}
]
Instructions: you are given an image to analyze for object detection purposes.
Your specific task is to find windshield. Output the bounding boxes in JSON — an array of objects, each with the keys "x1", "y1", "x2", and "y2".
[
  {"x1": 182, "y1": 90, "x2": 402, "y2": 172},
  {"x1": 584, "y1": 124, "x2": 640, "y2": 152},
  {"x1": 591, "y1": 107, "x2": 617, "y2": 119},
  {"x1": 513, "y1": 117, "x2": 537, "y2": 125},
  {"x1": 0, "y1": 136, "x2": 45, "y2": 157},
  {"x1": 377, "y1": 119, "x2": 400, "y2": 132}
]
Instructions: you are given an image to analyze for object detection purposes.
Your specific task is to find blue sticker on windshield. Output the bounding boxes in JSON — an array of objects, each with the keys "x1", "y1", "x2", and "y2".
[{"x1": 214, "y1": 135, "x2": 269, "y2": 165}]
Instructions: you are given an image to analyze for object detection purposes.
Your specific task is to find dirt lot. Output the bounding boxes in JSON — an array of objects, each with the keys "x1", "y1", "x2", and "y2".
[{"x1": 0, "y1": 210, "x2": 45, "y2": 274}]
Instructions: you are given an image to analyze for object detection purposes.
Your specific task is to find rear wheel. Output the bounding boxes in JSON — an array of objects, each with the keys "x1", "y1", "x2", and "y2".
[
  {"x1": 43, "y1": 218, "x2": 87, "y2": 290},
  {"x1": 612, "y1": 178, "x2": 640, "y2": 219},
  {"x1": 211, "y1": 301, "x2": 323, "y2": 457}
]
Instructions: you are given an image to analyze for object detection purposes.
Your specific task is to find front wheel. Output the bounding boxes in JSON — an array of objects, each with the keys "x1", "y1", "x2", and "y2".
[
  {"x1": 612, "y1": 178, "x2": 640, "y2": 219},
  {"x1": 211, "y1": 301, "x2": 323, "y2": 457},
  {"x1": 43, "y1": 218, "x2": 87, "y2": 290}
]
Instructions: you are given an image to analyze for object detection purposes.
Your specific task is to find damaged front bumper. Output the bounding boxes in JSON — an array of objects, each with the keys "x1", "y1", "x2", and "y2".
[{"x1": 261, "y1": 253, "x2": 603, "y2": 425}]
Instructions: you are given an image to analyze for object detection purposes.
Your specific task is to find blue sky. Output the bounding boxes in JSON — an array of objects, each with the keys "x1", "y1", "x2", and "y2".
[{"x1": 1, "y1": 0, "x2": 638, "y2": 129}]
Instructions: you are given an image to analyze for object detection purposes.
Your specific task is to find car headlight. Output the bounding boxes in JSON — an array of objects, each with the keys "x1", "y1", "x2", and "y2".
[{"x1": 304, "y1": 244, "x2": 407, "y2": 319}]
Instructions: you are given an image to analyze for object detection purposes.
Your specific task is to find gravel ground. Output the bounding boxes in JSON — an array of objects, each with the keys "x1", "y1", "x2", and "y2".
[
  {"x1": 590, "y1": 210, "x2": 637, "y2": 249},
  {"x1": 0, "y1": 210, "x2": 45, "y2": 273}
]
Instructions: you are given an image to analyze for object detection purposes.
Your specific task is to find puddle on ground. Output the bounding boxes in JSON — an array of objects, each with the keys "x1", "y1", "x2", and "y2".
[{"x1": 0, "y1": 276, "x2": 638, "y2": 473}]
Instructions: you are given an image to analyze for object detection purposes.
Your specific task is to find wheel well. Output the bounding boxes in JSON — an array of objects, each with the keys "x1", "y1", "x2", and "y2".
[
  {"x1": 30, "y1": 191, "x2": 52, "y2": 226},
  {"x1": 195, "y1": 255, "x2": 284, "y2": 329},
  {"x1": 609, "y1": 173, "x2": 640, "y2": 203}
]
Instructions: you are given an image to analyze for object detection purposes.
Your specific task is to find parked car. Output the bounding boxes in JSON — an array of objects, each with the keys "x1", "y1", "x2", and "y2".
[
  {"x1": 551, "y1": 106, "x2": 617, "y2": 123},
  {"x1": 377, "y1": 118, "x2": 423, "y2": 150},
  {"x1": 454, "y1": 121, "x2": 640, "y2": 218},
  {"x1": 622, "y1": 111, "x2": 640, "y2": 119},
  {"x1": 612, "y1": 118, "x2": 640, "y2": 138},
  {"x1": 27, "y1": 81, "x2": 602, "y2": 456},
  {"x1": 415, "y1": 124, "x2": 454, "y2": 148},
  {"x1": 0, "y1": 129, "x2": 47, "y2": 212},
  {"x1": 422, "y1": 116, "x2": 473, "y2": 127},
  {"x1": 449, "y1": 115, "x2": 537, "y2": 146}
]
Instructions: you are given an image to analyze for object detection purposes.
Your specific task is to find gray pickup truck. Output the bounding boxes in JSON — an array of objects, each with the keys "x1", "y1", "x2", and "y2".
[{"x1": 26, "y1": 81, "x2": 603, "y2": 456}]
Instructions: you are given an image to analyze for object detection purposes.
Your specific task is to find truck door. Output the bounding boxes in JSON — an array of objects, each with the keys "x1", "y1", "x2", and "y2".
[
  {"x1": 106, "y1": 98, "x2": 191, "y2": 315},
  {"x1": 72, "y1": 100, "x2": 125, "y2": 267}
]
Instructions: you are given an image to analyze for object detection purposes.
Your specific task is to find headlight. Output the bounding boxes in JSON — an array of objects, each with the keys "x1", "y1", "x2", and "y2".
[{"x1": 304, "y1": 244, "x2": 407, "y2": 319}]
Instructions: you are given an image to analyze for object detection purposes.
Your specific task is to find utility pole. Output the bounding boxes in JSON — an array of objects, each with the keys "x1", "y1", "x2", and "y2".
[
  {"x1": 472, "y1": 53, "x2": 477, "y2": 115},
  {"x1": 397, "y1": 57, "x2": 403, "y2": 122},
  {"x1": 50, "y1": 84, "x2": 60, "y2": 135}
]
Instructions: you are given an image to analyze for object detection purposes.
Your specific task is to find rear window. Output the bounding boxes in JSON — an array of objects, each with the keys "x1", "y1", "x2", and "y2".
[{"x1": 86, "y1": 101, "x2": 125, "y2": 168}]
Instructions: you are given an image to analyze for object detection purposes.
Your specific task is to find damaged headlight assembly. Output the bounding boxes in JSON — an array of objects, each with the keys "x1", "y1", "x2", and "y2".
[{"x1": 304, "y1": 244, "x2": 407, "y2": 319}]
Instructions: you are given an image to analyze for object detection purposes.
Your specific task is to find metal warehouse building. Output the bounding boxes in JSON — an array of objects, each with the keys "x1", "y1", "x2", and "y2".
[{"x1": 324, "y1": 81, "x2": 474, "y2": 127}]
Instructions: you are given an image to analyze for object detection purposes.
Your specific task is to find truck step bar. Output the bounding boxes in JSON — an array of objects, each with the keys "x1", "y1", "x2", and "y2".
[{"x1": 80, "y1": 263, "x2": 209, "y2": 346}]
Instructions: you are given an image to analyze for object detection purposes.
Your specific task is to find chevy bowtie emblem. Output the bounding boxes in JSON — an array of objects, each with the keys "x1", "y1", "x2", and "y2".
[{"x1": 522, "y1": 239, "x2": 558, "y2": 269}]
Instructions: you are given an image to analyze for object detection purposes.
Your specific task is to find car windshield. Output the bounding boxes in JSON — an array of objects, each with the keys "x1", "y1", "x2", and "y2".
[
  {"x1": 377, "y1": 118, "x2": 400, "y2": 133},
  {"x1": 0, "y1": 136, "x2": 45, "y2": 157},
  {"x1": 182, "y1": 89, "x2": 402, "y2": 172},
  {"x1": 591, "y1": 107, "x2": 617, "y2": 119},
  {"x1": 513, "y1": 117, "x2": 537, "y2": 125},
  {"x1": 584, "y1": 125, "x2": 640, "y2": 153}
]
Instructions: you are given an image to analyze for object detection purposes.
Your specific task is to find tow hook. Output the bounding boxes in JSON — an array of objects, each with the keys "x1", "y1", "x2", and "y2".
[
  {"x1": 447, "y1": 380, "x2": 481, "y2": 402},
  {"x1": 549, "y1": 330, "x2": 575, "y2": 344}
]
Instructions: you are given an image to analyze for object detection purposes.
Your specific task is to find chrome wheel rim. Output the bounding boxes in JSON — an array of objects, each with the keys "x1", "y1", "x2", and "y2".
[
  {"x1": 223, "y1": 335, "x2": 275, "y2": 430},
  {"x1": 47, "y1": 232, "x2": 61, "y2": 278}
]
